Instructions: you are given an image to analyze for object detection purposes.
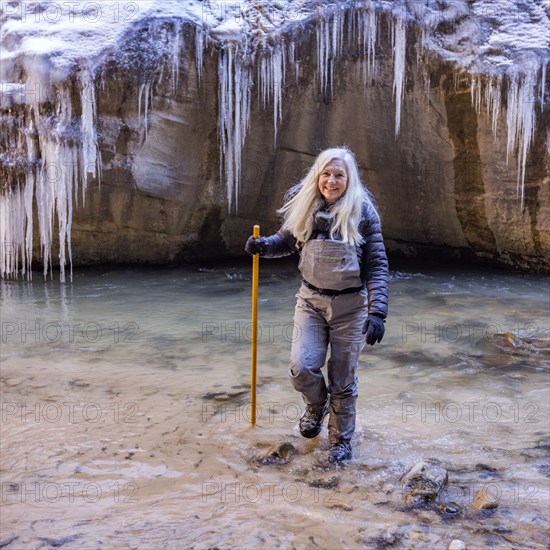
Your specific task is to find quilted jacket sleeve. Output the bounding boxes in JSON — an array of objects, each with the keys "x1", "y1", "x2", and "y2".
[
  {"x1": 260, "y1": 229, "x2": 297, "y2": 258},
  {"x1": 359, "y1": 207, "x2": 389, "y2": 319}
]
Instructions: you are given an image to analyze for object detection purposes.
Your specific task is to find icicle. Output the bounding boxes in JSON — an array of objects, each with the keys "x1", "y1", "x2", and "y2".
[
  {"x1": 138, "y1": 83, "x2": 143, "y2": 120},
  {"x1": 218, "y1": 43, "x2": 252, "y2": 213},
  {"x1": 0, "y1": 73, "x2": 101, "y2": 281},
  {"x1": 80, "y1": 70, "x2": 100, "y2": 205},
  {"x1": 392, "y1": 12, "x2": 406, "y2": 138},
  {"x1": 316, "y1": 6, "x2": 330, "y2": 99},
  {"x1": 138, "y1": 82, "x2": 151, "y2": 140},
  {"x1": 33, "y1": 135, "x2": 78, "y2": 283},
  {"x1": 288, "y1": 41, "x2": 295, "y2": 66},
  {"x1": 288, "y1": 40, "x2": 300, "y2": 87},
  {"x1": 470, "y1": 76, "x2": 482, "y2": 113},
  {"x1": 358, "y1": 6, "x2": 377, "y2": 87},
  {"x1": 234, "y1": 57, "x2": 242, "y2": 208},
  {"x1": 541, "y1": 62, "x2": 546, "y2": 113},
  {"x1": 492, "y1": 76, "x2": 502, "y2": 139},
  {"x1": 171, "y1": 20, "x2": 182, "y2": 93},
  {"x1": 257, "y1": 44, "x2": 285, "y2": 146},
  {"x1": 219, "y1": 44, "x2": 233, "y2": 211},
  {"x1": 0, "y1": 181, "x2": 33, "y2": 280},
  {"x1": 24, "y1": 171, "x2": 34, "y2": 280},
  {"x1": 330, "y1": 7, "x2": 344, "y2": 99},
  {"x1": 505, "y1": 66, "x2": 537, "y2": 208},
  {"x1": 195, "y1": 26, "x2": 204, "y2": 84}
]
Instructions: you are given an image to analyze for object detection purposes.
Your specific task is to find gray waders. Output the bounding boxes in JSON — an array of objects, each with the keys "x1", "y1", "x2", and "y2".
[{"x1": 289, "y1": 239, "x2": 369, "y2": 444}]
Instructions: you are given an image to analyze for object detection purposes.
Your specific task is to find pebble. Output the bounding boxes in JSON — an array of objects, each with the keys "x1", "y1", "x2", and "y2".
[
  {"x1": 307, "y1": 475, "x2": 339, "y2": 489},
  {"x1": 448, "y1": 540, "x2": 467, "y2": 550},
  {"x1": 437, "y1": 501, "x2": 461, "y2": 515},
  {"x1": 473, "y1": 488, "x2": 499, "y2": 510},
  {"x1": 502, "y1": 331, "x2": 521, "y2": 348}
]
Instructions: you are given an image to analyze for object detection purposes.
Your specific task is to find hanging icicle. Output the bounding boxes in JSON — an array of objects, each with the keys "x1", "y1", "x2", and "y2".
[
  {"x1": 195, "y1": 26, "x2": 207, "y2": 85},
  {"x1": 171, "y1": 20, "x2": 182, "y2": 94},
  {"x1": 218, "y1": 43, "x2": 252, "y2": 213},
  {"x1": 505, "y1": 65, "x2": 537, "y2": 208},
  {"x1": 0, "y1": 69, "x2": 100, "y2": 281},
  {"x1": 138, "y1": 82, "x2": 152, "y2": 140},
  {"x1": 258, "y1": 43, "x2": 285, "y2": 146},
  {"x1": 0, "y1": 179, "x2": 33, "y2": 280},
  {"x1": 80, "y1": 70, "x2": 100, "y2": 203},
  {"x1": 392, "y1": 11, "x2": 407, "y2": 138},
  {"x1": 541, "y1": 62, "x2": 547, "y2": 114},
  {"x1": 360, "y1": 6, "x2": 377, "y2": 83}
]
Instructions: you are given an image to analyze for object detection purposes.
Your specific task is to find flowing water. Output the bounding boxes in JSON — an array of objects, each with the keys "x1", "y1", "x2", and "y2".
[{"x1": 1, "y1": 259, "x2": 548, "y2": 549}]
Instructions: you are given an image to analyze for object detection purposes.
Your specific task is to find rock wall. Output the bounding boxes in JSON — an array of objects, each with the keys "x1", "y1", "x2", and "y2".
[
  {"x1": 65, "y1": 19, "x2": 549, "y2": 272},
  {"x1": 3, "y1": 12, "x2": 549, "y2": 274}
]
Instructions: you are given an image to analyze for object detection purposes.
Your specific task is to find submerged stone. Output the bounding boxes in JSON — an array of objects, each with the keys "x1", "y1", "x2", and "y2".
[
  {"x1": 437, "y1": 501, "x2": 461, "y2": 515},
  {"x1": 37, "y1": 535, "x2": 82, "y2": 548},
  {"x1": 401, "y1": 460, "x2": 448, "y2": 506},
  {"x1": 202, "y1": 389, "x2": 248, "y2": 402},
  {"x1": 365, "y1": 530, "x2": 404, "y2": 548},
  {"x1": 502, "y1": 331, "x2": 522, "y2": 348},
  {"x1": 257, "y1": 442, "x2": 297, "y2": 465},
  {"x1": 473, "y1": 488, "x2": 499, "y2": 510},
  {"x1": 306, "y1": 475, "x2": 340, "y2": 489}
]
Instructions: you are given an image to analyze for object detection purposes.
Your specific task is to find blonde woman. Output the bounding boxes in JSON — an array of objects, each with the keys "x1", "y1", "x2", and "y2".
[{"x1": 245, "y1": 147, "x2": 389, "y2": 463}]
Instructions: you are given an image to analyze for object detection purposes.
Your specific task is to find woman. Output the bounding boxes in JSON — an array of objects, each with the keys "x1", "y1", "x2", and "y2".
[{"x1": 245, "y1": 147, "x2": 389, "y2": 463}]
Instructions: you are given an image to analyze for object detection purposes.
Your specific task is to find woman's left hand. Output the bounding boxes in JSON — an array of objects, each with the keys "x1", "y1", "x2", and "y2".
[{"x1": 362, "y1": 314, "x2": 385, "y2": 345}]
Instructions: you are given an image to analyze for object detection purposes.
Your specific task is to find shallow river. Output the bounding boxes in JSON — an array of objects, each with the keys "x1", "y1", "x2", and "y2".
[{"x1": 1, "y1": 258, "x2": 548, "y2": 549}]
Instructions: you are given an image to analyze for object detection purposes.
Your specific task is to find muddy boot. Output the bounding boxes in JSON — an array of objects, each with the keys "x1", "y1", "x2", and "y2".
[
  {"x1": 328, "y1": 441, "x2": 352, "y2": 463},
  {"x1": 299, "y1": 400, "x2": 329, "y2": 438}
]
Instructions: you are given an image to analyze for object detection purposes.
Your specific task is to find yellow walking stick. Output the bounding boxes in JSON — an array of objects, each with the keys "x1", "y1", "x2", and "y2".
[{"x1": 250, "y1": 225, "x2": 260, "y2": 425}]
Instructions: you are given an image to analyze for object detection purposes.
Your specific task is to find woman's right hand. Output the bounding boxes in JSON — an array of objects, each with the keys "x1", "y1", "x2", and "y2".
[{"x1": 245, "y1": 236, "x2": 267, "y2": 256}]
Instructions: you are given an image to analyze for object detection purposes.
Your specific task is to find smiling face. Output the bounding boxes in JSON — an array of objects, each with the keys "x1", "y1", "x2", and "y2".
[{"x1": 317, "y1": 158, "x2": 348, "y2": 204}]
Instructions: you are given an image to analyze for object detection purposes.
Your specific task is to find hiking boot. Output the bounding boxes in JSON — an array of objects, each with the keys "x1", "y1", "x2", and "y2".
[
  {"x1": 299, "y1": 401, "x2": 329, "y2": 438},
  {"x1": 328, "y1": 441, "x2": 352, "y2": 463}
]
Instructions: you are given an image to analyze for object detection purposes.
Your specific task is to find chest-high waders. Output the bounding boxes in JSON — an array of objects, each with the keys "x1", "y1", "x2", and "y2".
[{"x1": 288, "y1": 238, "x2": 369, "y2": 445}]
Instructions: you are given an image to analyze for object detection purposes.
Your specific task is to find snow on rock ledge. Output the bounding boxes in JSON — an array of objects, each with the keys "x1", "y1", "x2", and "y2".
[{"x1": 0, "y1": 0, "x2": 549, "y2": 279}]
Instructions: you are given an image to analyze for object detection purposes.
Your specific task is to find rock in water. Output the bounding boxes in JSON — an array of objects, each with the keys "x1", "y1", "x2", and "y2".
[
  {"x1": 306, "y1": 475, "x2": 340, "y2": 489},
  {"x1": 257, "y1": 442, "x2": 297, "y2": 465},
  {"x1": 401, "y1": 460, "x2": 448, "y2": 506},
  {"x1": 502, "y1": 331, "x2": 522, "y2": 348},
  {"x1": 473, "y1": 488, "x2": 499, "y2": 510},
  {"x1": 448, "y1": 540, "x2": 467, "y2": 550},
  {"x1": 437, "y1": 501, "x2": 461, "y2": 515}
]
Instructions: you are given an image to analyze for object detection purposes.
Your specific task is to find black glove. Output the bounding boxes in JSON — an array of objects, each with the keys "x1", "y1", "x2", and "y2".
[
  {"x1": 245, "y1": 236, "x2": 268, "y2": 256},
  {"x1": 362, "y1": 314, "x2": 385, "y2": 345}
]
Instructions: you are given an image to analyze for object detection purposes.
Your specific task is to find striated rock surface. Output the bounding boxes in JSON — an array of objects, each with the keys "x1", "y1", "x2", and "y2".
[{"x1": 0, "y1": 1, "x2": 548, "y2": 278}]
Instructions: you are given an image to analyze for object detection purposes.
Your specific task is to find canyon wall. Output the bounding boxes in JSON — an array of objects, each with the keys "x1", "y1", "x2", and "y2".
[{"x1": 1, "y1": 5, "x2": 548, "y2": 277}]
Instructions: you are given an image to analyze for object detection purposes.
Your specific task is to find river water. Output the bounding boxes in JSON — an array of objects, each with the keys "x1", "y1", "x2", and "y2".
[{"x1": 1, "y1": 259, "x2": 548, "y2": 549}]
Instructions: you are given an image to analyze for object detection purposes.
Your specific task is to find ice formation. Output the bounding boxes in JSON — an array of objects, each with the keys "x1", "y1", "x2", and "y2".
[
  {"x1": 0, "y1": 0, "x2": 548, "y2": 279},
  {"x1": 0, "y1": 62, "x2": 102, "y2": 281},
  {"x1": 392, "y1": 11, "x2": 406, "y2": 138},
  {"x1": 218, "y1": 43, "x2": 252, "y2": 214}
]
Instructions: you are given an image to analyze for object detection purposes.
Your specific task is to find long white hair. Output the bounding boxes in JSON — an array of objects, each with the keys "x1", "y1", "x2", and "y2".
[{"x1": 277, "y1": 147, "x2": 380, "y2": 245}]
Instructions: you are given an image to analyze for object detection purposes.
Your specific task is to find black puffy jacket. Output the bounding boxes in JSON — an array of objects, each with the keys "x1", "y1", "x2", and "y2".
[{"x1": 258, "y1": 198, "x2": 389, "y2": 319}]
